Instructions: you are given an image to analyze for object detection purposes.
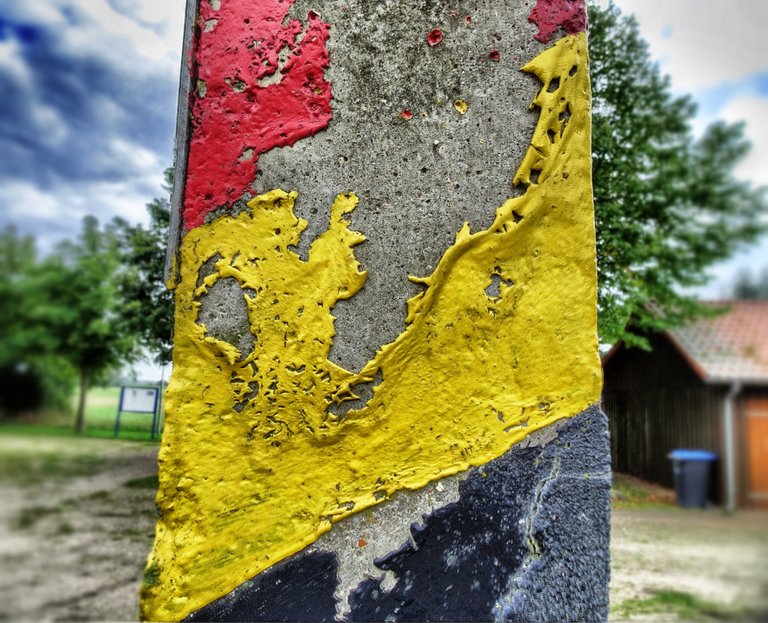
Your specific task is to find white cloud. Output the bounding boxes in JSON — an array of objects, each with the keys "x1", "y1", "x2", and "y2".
[
  {"x1": 109, "y1": 137, "x2": 164, "y2": 178},
  {"x1": 1, "y1": 182, "x2": 63, "y2": 222},
  {"x1": 0, "y1": 38, "x2": 32, "y2": 88},
  {"x1": 29, "y1": 102, "x2": 70, "y2": 147},
  {"x1": 0, "y1": 175, "x2": 162, "y2": 256},
  {"x1": 695, "y1": 239, "x2": 768, "y2": 299},
  {"x1": 2, "y1": 4, "x2": 65, "y2": 27},
  {"x1": 717, "y1": 97, "x2": 768, "y2": 187},
  {"x1": 7, "y1": 0, "x2": 185, "y2": 78},
  {"x1": 0, "y1": 0, "x2": 182, "y2": 254},
  {"x1": 58, "y1": 1, "x2": 183, "y2": 71},
  {"x1": 609, "y1": 0, "x2": 768, "y2": 92}
]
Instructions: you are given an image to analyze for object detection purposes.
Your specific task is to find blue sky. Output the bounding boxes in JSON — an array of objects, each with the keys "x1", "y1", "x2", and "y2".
[{"x1": 0, "y1": 1, "x2": 766, "y2": 378}]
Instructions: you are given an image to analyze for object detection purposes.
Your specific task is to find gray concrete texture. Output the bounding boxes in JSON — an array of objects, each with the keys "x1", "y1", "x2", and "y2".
[
  {"x1": 199, "y1": 0, "x2": 544, "y2": 372},
  {"x1": 182, "y1": 1, "x2": 611, "y2": 620}
]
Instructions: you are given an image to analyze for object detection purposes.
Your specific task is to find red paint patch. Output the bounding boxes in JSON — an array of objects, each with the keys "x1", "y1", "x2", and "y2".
[
  {"x1": 400, "y1": 109, "x2": 414, "y2": 120},
  {"x1": 488, "y1": 49, "x2": 500, "y2": 62},
  {"x1": 528, "y1": 0, "x2": 587, "y2": 44},
  {"x1": 182, "y1": 0, "x2": 333, "y2": 230},
  {"x1": 357, "y1": 538, "x2": 368, "y2": 547},
  {"x1": 427, "y1": 29, "x2": 443, "y2": 46},
  {"x1": 465, "y1": 15, "x2": 472, "y2": 24}
]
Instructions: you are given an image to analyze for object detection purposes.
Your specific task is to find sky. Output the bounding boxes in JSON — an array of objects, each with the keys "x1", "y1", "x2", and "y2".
[
  {"x1": 0, "y1": 1, "x2": 766, "y2": 377},
  {"x1": 0, "y1": 1, "x2": 186, "y2": 251}
]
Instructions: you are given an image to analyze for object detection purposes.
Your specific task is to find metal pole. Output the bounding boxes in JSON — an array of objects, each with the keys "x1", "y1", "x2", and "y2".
[
  {"x1": 724, "y1": 382, "x2": 742, "y2": 513},
  {"x1": 156, "y1": 364, "x2": 167, "y2": 439},
  {"x1": 150, "y1": 385, "x2": 161, "y2": 439},
  {"x1": 114, "y1": 386, "x2": 125, "y2": 438}
]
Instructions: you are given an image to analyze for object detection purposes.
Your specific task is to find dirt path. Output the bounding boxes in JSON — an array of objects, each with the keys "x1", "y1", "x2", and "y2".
[
  {"x1": 1, "y1": 434, "x2": 767, "y2": 621},
  {"x1": 610, "y1": 508, "x2": 768, "y2": 621},
  {"x1": 0, "y1": 435, "x2": 158, "y2": 622}
]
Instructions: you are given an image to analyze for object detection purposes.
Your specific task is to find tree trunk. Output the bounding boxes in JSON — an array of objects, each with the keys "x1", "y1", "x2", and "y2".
[{"x1": 74, "y1": 368, "x2": 88, "y2": 434}]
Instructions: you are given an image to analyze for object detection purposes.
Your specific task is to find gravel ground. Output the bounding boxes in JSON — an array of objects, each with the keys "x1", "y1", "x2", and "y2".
[
  {"x1": 0, "y1": 434, "x2": 158, "y2": 622},
  {"x1": 610, "y1": 508, "x2": 768, "y2": 621},
  {"x1": 1, "y1": 433, "x2": 766, "y2": 622}
]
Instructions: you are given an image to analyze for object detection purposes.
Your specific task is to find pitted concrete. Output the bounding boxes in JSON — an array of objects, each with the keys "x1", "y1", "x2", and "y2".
[
  {"x1": 196, "y1": 276, "x2": 254, "y2": 354},
  {"x1": 198, "y1": 0, "x2": 544, "y2": 372},
  {"x1": 180, "y1": 3, "x2": 610, "y2": 621}
]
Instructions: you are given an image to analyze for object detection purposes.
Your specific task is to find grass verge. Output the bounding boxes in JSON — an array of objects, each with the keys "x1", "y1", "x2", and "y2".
[
  {"x1": 612, "y1": 589, "x2": 767, "y2": 621},
  {"x1": 612, "y1": 472, "x2": 676, "y2": 509},
  {"x1": 1, "y1": 385, "x2": 162, "y2": 440}
]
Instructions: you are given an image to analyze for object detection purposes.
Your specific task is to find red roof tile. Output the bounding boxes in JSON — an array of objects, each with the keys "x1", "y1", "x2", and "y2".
[{"x1": 669, "y1": 301, "x2": 768, "y2": 384}]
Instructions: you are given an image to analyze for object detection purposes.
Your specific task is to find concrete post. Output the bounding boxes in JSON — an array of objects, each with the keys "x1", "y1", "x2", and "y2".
[{"x1": 142, "y1": 0, "x2": 611, "y2": 621}]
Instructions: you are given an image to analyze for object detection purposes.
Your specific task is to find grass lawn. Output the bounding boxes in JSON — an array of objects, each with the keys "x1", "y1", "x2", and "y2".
[
  {"x1": 612, "y1": 588, "x2": 766, "y2": 621},
  {"x1": 0, "y1": 385, "x2": 163, "y2": 442}
]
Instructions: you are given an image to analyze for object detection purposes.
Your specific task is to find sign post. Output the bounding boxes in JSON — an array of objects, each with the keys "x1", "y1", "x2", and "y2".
[
  {"x1": 142, "y1": 1, "x2": 610, "y2": 621},
  {"x1": 114, "y1": 386, "x2": 160, "y2": 439}
]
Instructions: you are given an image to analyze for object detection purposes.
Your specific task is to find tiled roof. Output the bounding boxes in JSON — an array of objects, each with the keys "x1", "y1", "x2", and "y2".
[{"x1": 668, "y1": 301, "x2": 768, "y2": 384}]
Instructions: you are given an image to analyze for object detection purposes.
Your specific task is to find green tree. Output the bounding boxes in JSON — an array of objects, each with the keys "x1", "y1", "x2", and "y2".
[
  {"x1": 0, "y1": 227, "x2": 76, "y2": 416},
  {"x1": 0, "y1": 226, "x2": 42, "y2": 364},
  {"x1": 114, "y1": 168, "x2": 174, "y2": 366},
  {"x1": 40, "y1": 217, "x2": 137, "y2": 432},
  {"x1": 589, "y1": 2, "x2": 767, "y2": 346}
]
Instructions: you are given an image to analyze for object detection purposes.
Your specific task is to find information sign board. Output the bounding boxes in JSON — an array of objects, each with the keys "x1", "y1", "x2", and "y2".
[{"x1": 120, "y1": 386, "x2": 159, "y2": 414}]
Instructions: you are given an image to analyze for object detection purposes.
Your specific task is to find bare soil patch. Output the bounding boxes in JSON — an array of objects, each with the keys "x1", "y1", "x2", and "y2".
[
  {"x1": 0, "y1": 434, "x2": 158, "y2": 622},
  {"x1": 611, "y1": 508, "x2": 768, "y2": 621}
]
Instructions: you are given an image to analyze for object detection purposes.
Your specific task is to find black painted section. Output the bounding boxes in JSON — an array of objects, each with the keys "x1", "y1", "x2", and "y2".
[
  {"x1": 186, "y1": 406, "x2": 611, "y2": 622},
  {"x1": 186, "y1": 551, "x2": 339, "y2": 622},
  {"x1": 494, "y1": 408, "x2": 612, "y2": 622},
  {"x1": 346, "y1": 448, "x2": 536, "y2": 621},
  {"x1": 348, "y1": 406, "x2": 611, "y2": 622}
]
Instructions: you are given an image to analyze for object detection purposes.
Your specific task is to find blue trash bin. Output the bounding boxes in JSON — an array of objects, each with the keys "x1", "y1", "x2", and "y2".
[{"x1": 668, "y1": 449, "x2": 717, "y2": 508}]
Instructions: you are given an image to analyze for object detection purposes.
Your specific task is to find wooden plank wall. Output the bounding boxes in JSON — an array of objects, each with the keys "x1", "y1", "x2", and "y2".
[
  {"x1": 603, "y1": 333, "x2": 726, "y2": 500},
  {"x1": 603, "y1": 386, "x2": 724, "y2": 493}
]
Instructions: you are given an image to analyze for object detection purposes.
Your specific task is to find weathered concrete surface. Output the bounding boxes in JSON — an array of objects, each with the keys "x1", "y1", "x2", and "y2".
[
  {"x1": 187, "y1": 407, "x2": 611, "y2": 622},
  {"x1": 149, "y1": 0, "x2": 609, "y2": 619},
  {"x1": 204, "y1": 0, "x2": 545, "y2": 372}
]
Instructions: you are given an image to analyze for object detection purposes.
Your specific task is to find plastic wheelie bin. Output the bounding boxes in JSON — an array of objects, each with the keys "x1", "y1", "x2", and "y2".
[{"x1": 668, "y1": 449, "x2": 717, "y2": 508}]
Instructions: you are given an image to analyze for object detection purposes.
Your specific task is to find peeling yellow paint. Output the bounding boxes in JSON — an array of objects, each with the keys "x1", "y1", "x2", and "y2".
[
  {"x1": 453, "y1": 98, "x2": 469, "y2": 114},
  {"x1": 141, "y1": 33, "x2": 599, "y2": 621}
]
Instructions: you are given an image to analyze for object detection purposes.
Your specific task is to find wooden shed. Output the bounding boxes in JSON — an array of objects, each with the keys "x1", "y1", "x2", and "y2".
[{"x1": 602, "y1": 301, "x2": 768, "y2": 509}]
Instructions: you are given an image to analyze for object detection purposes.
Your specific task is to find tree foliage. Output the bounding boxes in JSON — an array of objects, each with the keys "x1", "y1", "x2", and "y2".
[
  {"x1": 0, "y1": 220, "x2": 136, "y2": 429},
  {"x1": 51, "y1": 217, "x2": 137, "y2": 431},
  {"x1": 114, "y1": 168, "x2": 174, "y2": 366},
  {"x1": 589, "y1": 2, "x2": 768, "y2": 346},
  {"x1": 0, "y1": 170, "x2": 175, "y2": 424},
  {"x1": 0, "y1": 227, "x2": 76, "y2": 416}
]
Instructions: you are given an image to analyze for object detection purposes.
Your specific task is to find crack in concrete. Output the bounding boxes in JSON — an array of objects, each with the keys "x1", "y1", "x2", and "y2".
[
  {"x1": 494, "y1": 454, "x2": 561, "y2": 622},
  {"x1": 524, "y1": 456, "x2": 560, "y2": 560}
]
